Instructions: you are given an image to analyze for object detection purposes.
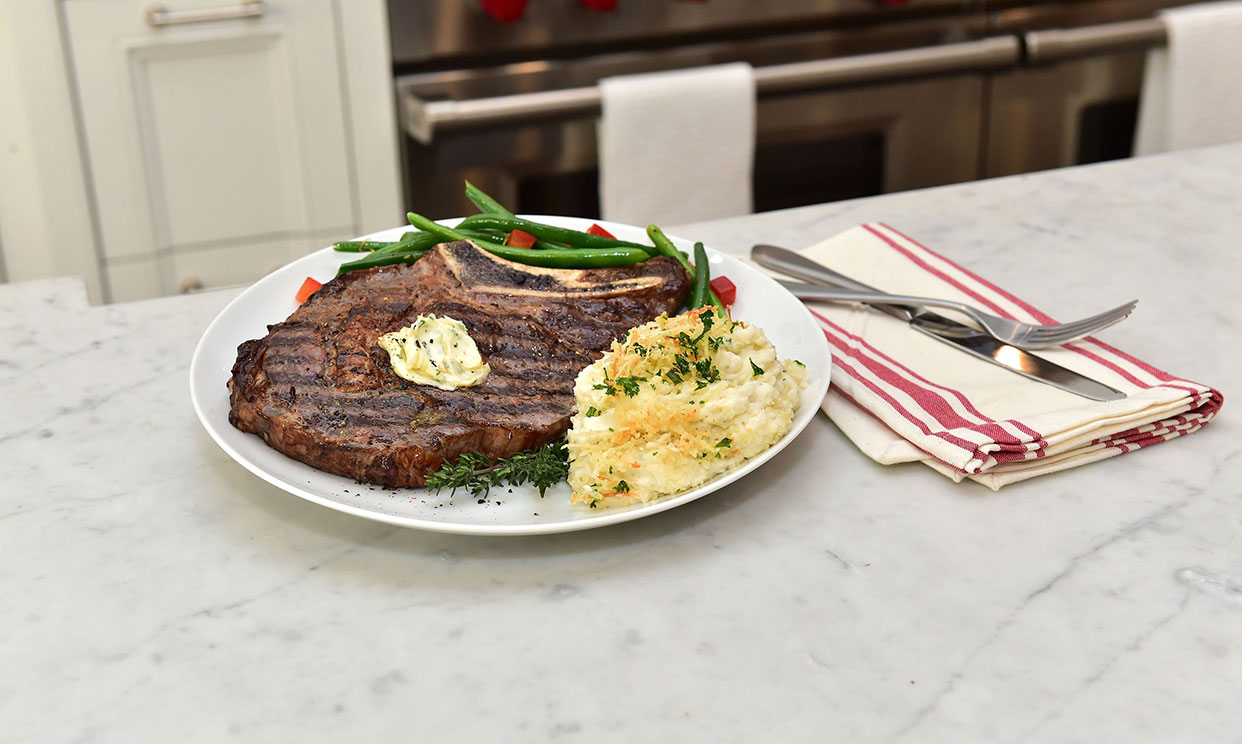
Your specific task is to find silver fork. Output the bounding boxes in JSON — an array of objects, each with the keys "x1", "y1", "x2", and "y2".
[{"x1": 778, "y1": 280, "x2": 1137, "y2": 350}]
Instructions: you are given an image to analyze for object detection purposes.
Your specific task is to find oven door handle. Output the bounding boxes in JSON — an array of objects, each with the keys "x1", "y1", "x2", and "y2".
[
  {"x1": 1024, "y1": 18, "x2": 1167, "y2": 65},
  {"x1": 398, "y1": 36, "x2": 1020, "y2": 145}
]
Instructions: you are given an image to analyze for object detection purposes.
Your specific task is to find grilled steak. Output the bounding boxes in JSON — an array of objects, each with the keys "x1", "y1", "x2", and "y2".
[{"x1": 228, "y1": 240, "x2": 690, "y2": 487}]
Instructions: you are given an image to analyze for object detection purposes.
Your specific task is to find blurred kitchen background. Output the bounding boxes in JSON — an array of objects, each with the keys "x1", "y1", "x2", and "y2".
[{"x1": 0, "y1": 0, "x2": 1229, "y2": 304}]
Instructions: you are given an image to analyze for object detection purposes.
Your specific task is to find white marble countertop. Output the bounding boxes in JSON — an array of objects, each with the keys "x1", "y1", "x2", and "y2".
[{"x1": 3, "y1": 145, "x2": 1240, "y2": 743}]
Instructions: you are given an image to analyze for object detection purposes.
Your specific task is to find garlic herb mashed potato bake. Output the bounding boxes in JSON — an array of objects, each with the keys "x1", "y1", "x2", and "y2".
[{"x1": 568, "y1": 308, "x2": 808, "y2": 508}]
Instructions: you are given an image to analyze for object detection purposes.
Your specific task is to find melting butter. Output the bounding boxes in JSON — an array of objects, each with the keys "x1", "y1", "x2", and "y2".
[{"x1": 378, "y1": 314, "x2": 489, "y2": 390}]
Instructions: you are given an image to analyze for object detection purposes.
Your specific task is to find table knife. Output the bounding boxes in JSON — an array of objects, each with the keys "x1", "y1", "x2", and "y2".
[{"x1": 751, "y1": 244, "x2": 1126, "y2": 402}]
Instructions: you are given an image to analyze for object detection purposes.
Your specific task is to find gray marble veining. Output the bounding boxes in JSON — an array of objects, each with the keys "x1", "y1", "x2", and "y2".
[{"x1": 2, "y1": 145, "x2": 1240, "y2": 742}]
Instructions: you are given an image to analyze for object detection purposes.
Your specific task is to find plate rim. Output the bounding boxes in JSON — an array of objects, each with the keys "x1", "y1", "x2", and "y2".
[{"x1": 190, "y1": 216, "x2": 830, "y2": 536}]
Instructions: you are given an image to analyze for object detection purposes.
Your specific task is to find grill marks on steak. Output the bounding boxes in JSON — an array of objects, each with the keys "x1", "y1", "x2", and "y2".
[{"x1": 228, "y1": 240, "x2": 690, "y2": 487}]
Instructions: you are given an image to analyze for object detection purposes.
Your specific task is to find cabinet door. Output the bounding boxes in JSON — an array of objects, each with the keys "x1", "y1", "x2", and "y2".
[{"x1": 65, "y1": 0, "x2": 355, "y2": 301}]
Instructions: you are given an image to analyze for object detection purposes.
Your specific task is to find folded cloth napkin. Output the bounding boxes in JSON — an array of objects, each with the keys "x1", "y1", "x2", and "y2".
[
  {"x1": 1134, "y1": 0, "x2": 1242, "y2": 155},
  {"x1": 598, "y1": 62, "x2": 755, "y2": 226},
  {"x1": 796, "y1": 224, "x2": 1223, "y2": 489}
]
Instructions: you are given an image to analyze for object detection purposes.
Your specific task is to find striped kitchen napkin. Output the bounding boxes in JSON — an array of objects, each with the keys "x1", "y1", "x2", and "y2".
[{"x1": 797, "y1": 224, "x2": 1223, "y2": 489}]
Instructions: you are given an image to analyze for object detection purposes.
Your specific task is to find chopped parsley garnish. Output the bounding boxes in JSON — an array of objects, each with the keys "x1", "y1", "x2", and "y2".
[
  {"x1": 584, "y1": 406, "x2": 601, "y2": 417},
  {"x1": 695, "y1": 359, "x2": 719, "y2": 382},
  {"x1": 595, "y1": 375, "x2": 646, "y2": 397},
  {"x1": 703, "y1": 309, "x2": 717, "y2": 327},
  {"x1": 715, "y1": 437, "x2": 732, "y2": 448},
  {"x1": 616, "y1": 480, "x2": 630, "y2": 493},
  {"x1": 615, "y1": 376, "x2": 645, "y2": 397},
  {"x1": 750, "y1": 359, "x2": 764, "y2": 376},
  {"x1": 675, "y1": 311, "x2": 716, "y2": 350}
]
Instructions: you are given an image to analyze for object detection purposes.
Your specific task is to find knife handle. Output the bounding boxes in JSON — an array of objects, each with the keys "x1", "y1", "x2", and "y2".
[
  {"x1": 751, "y1": 243, "x2": 916, "y2": 322},
  {"x1": 752, "y1": 245, "x2": 881, "y2": 292}
]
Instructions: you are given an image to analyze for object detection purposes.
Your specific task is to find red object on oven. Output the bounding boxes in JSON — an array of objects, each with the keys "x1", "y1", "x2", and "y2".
[{"x1": 480, "y1": 0, "x2": 529, "y2": 23}]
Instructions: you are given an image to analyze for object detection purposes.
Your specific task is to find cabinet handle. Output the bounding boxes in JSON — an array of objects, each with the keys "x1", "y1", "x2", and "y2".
[{"x1": 145, "y1": 0, "x2": 263, "y2": 28}]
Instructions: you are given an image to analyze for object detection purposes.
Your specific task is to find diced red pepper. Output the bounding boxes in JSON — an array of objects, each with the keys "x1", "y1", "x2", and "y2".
[
  {"x1": 585, "y1": 223, "x2": 616, "y2": 239},
  {"x1": 295, "y1": 277, "x2": 323, "y2": 304},
  {"x1": 505, "y1": 229, "x2": 538, "y2": 249},
  {"x1": 709, "y1": 275, "x2": 736, "y2": 306}
]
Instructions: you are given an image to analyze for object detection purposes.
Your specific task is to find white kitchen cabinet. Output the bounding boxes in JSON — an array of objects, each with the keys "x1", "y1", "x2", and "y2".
[{"x1": 62, "y1": 0, "x2": 379, "y2": 302}]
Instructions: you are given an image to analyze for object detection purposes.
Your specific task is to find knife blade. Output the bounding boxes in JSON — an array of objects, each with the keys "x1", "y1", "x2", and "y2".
[{"x1": 752, "y1": 244, "x2": 1126, "y2": 402}]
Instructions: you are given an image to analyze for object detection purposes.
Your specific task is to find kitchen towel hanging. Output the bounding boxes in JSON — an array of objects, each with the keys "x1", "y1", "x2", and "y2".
[
  {"x1": 598, "y1": 62, "x2": 755, "y2": 227},
  {"x1": 1134, "y1": 0, "x2": 1242, "y2": 155}
]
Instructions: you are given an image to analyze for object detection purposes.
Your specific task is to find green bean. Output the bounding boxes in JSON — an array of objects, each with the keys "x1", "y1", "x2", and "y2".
[
  {"x1": 459, "y1": 227, "x2": 522, "y2": 245},
  {"x1": 462, "y1": 226, "x2": 572, "y2": 252},
  {"x1": 696, "y1": 242, "x2": 726, "y2": 313},
  {"x1": 335, "y1": 227, "x2": 501, "y2": 275},
  {"x1": 371, "y1": 232, "x2": 429, "y2": 255},
  {"x1": 651, "y1": 226, "x2": 724, "y2": 311},
  {"x1": 333, "y1": 231, "x2": 431, "y2": 255},
  {"x1": 334, "y1": 238, "x2": 411, "y2": 253},
  {"x1": 336, "y1": 248, "x2": 429, "y2": 274},
  {"x1": 462, "y1": 184, "x2": 565, "y2": 248},
  {"x1": 458, "y1": 215, "x2": 659, "y2": 256},
  {"x1": 461, "y1": 183, "x2": 582, "y2": 249},
  {"x1": 464, "y1": 181, "x2": 515, "y2": 217},
  {"x1": 407, "y1": 212, "x2": 482, "y2": 244},
  {"x1": 691, "y1": 242, "x2": 709, "y2": 309},
  {"x1": 407, "y1": 212, "x2": 649, "y2": 268},
  {"x1": 646, "y1": 224, "x2": 693, "y2": 272},
  {"x1": 333, "y1": 240, "x2": 389, "y2": 253}
]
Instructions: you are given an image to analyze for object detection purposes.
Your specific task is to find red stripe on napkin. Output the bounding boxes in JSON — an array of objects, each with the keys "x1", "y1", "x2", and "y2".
[
  {"x1": 823, "y1": 338, "x2": 984, "y2": 457},
  {"x1": 811, "y1": 308, "x2": 1046, "y2": 450},
  {"x1": 830, "y1": 387, "x2": 973, "y2": 475}
]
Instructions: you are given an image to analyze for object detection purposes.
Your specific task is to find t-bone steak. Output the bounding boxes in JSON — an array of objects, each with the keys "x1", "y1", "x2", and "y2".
[{"x1": 228, "y1": 240, "x2": 691, "y2": 487}]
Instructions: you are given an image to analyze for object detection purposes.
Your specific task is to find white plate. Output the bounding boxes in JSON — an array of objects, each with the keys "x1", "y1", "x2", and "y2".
[{"x1": 190, "y1": 216, "x2": 830, "y2": 535}]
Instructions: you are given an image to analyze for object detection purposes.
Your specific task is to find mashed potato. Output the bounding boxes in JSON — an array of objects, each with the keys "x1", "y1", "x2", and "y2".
[{"x1": 568, "y1": 307, "x2": 807, "y2": 509}]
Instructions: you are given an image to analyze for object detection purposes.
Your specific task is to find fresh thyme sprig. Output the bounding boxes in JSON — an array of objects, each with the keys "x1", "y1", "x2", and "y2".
[{"x1": 424, "y1": 438, "x2": 569, "y2": 499}]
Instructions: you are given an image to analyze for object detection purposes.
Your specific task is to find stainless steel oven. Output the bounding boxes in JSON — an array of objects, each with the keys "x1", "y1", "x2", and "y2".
[
  {"x1": 983, "y1": 0, "x2": 1199, "y2": 177},
  {"x1": 385, "y1": 0, "x2": 1194, "y2": 221},
  {"x1": 389, "y1": 0, "x2": 1007, "y2": 220}
]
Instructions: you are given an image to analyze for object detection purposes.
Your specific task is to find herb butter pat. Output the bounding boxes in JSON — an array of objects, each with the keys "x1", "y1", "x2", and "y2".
[
  {"x1": 378, "y1": 314, "x2": 489, "y2": 391},
  {"x1": 568, "y1": 307, "x2": 807, "y2": 509}
]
